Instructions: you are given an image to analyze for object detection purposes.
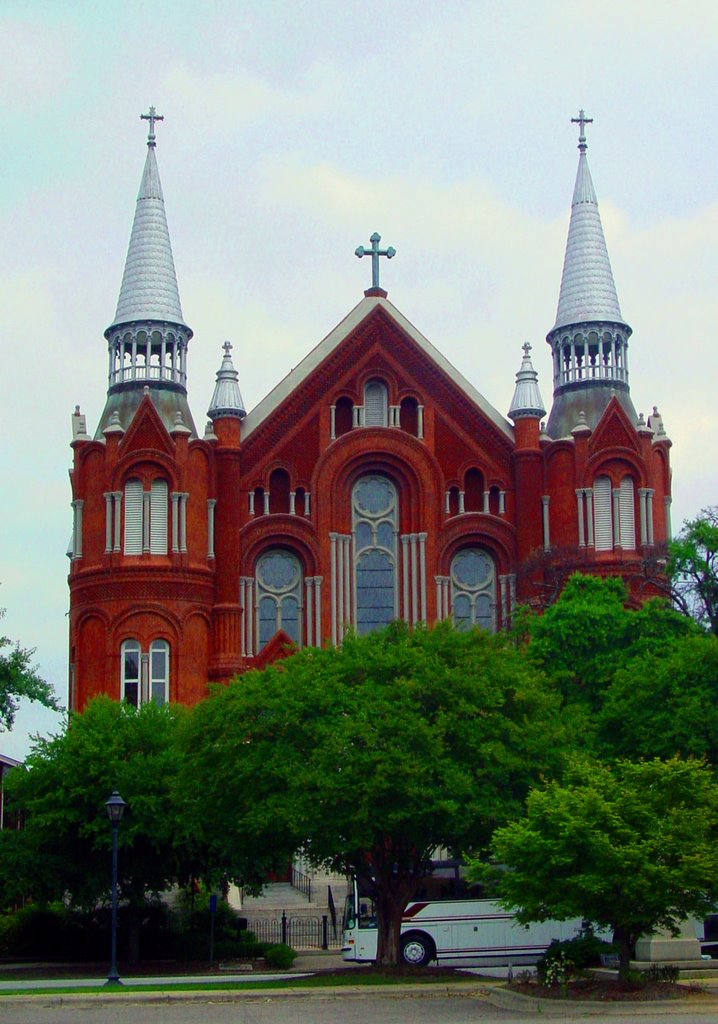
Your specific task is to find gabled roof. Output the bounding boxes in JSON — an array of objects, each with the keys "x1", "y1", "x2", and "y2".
[
  {"x1": 551, "y1": 146, "x2": 626, "y2": 332},
  {"x1": 106, "y1": 142, "x2": 189, "y2": 332},
  {"x1": 242, "y1": 295, "x2": 514, "y2": 442}
]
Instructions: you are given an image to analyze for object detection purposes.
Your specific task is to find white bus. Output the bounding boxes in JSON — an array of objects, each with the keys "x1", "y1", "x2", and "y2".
[{"x1": 342, "y1": 882, "x2": 590, "y2": 967}]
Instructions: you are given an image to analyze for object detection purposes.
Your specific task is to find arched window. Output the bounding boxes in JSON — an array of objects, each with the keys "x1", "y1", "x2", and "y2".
[
  {"x1": 352, "y1": 475, "x2": 398, "y2": 634},
  {"x1": 256, "y1": 549, "x2": 303, "y2": 651},
  {"x1": 451, "y1": 548, "x2": 496, "y2": 632},
  {"x1": 399, "y1": 396, "x2": 419, "y2": 436},
  {"x1": 124, "y1": 479, "x2": 143, "y2": 554},
  {"x1": 269, "y1": 468, "x2": 291, "y2": 514},
  {"x1": 593, "y1": 475, "x2": 613, "y2": 551},
  {"x1": 335, "y1": 396, "x2": 354, "y2": 437},
  {"x1": 149, "y1": 639, "x2": 169, "y2": 705},
  {"x1": 619, "y1": 476, "x2": 636, "y2": 550},
  {"x1": 364, "y1": 379, "x2": 388, "y2": 427},
  {"x1": 121, "y1": 639, "x2": 141, "y2": 706},
  {"x1": 150, "y1": 479, "x2": 168, "y2": 554},
  {"x1": 464, "y1": 469, "x2": 484, "y2": 512}
]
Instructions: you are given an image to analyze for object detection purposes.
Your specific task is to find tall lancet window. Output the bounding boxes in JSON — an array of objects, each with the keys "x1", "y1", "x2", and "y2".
[
  {"x1": 364, "y1": 379, "x2": 388, "y2": 426},
  {"x1": 256, "y1": 549, "x2": 303, "y2": 651},
  {"x1": 124, "y1": 479, "x2": 143, "y2": 554},
  {"x1": 593, "y1": 476, "x2": 613, "y2": 551},
  {"x1": 451, "y1": 548, "x2": 496, "y2": 632},
  {"x1": 353, "y1": 475, "x2": 398, "y2": 634}
]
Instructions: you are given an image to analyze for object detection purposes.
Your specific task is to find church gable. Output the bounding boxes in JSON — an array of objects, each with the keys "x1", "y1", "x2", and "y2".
[
  {"x1": 241, "y1": 299, "x2": 514, "y2": 474},
  {"x1": 589, "y1": 398, "x2": 640, "y2": 455},
  {"x1": 119, "y1": 396, "x2": 176, "y2": 459}
]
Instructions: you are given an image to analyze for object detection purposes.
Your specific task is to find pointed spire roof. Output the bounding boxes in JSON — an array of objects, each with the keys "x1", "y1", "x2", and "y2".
[
  {"x1": 551, "y1": 112, "x2": 626, "y2": 332},
  {"x1": 208, "y1": 341, "x2": 246, "y2": 419},
  {"x1": 508, "y1": 343, "x2": 546, "y2": 420},
  {"x1": 106, "y1": 108, "x2": 189, "y2": 332}
]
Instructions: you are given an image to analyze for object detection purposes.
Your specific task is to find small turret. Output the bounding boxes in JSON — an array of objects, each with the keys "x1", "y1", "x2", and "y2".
[
  {"x1": 508, "y1": 343, "x2": 546, "y2": 421},
  {"x1": 208, "y1": 341, "x2": 246, "y2": 420}
]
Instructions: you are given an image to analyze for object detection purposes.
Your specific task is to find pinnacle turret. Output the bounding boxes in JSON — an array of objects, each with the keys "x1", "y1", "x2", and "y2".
[
  {"x1": 508, "y1": 343, "x2": 545, "y2": 421},
  {"x1": 545, "y1": 111, "x2": 636, "y2": 438},
  {"x1": 208, "y1": 341, "x2": 246, "y2": 420},
  {"x1": 97, "y1": 109, "x2": 196, "y2": 438}
]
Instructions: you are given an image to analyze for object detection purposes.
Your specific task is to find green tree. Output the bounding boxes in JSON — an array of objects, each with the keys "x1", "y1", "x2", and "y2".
[
  {"x1": 0, "y1": 609, "x2": 60, "y2": 730},
  {"x1": 669, "y1": 507, "x2": 718, "y2": 636},
  {"x1": 524, "y1": 574, "x2": 696, "y2": 710},
  {"x1": 481, "y1": 756, "x2": 718, "y2": 976},
  {"x1": 598, "y1": 633, "x2": 718, "y2": 764},
  {"x1": 178, "y1": 622, "x2": 565, "y2": 966},
  {"x1": 0, "y1": 697, "x2": 195, "y2": 963}
]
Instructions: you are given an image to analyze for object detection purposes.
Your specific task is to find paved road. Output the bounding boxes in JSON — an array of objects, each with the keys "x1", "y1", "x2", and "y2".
[{"x1": 3, "y1": 992, "x2": 718, "y2": 1024}]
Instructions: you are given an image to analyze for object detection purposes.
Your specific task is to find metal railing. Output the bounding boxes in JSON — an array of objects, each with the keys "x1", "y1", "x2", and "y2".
[
  {"x1": 290, "y1": 866, "x2": 312, "y2": 901},
  {"x1": 245, "y1": 913, "x2": 340, "y2": 949}
]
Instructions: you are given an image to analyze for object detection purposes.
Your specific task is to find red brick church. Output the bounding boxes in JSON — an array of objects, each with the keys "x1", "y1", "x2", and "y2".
[{"x1": 67, "y1": 108, "x2": 672, "y2": 711}]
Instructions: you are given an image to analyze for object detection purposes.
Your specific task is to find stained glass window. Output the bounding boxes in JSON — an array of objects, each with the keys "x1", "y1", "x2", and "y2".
[
  {"x1": 353, "y1": 475, "x2": 397, "y2": 634},
  {"x1": 450, "y1": 548, "x2": 496, "y2": 631},
  {"x1": 256, "y1": 549, "x2": 303, "y2": 650}
]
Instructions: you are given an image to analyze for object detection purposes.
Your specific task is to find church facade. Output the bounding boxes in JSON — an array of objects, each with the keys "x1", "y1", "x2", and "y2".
[{"x1": 67, "y1": 109, "x2": 672, "y2": 712}]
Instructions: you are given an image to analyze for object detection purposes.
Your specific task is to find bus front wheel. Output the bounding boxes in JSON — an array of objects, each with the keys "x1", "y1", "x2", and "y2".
[{"x1": 401, "y1": 932, "x2": 435, "y2": 967}]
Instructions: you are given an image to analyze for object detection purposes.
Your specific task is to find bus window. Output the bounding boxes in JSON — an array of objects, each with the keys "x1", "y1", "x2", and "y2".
[{"x1": 358, "y1": 898, "x2": 377, "y2": 929}]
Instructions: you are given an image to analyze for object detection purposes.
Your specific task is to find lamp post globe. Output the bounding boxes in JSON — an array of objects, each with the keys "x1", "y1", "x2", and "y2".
[{"x1": 105, "y1": 791, "x2": 126, "y2": 986}]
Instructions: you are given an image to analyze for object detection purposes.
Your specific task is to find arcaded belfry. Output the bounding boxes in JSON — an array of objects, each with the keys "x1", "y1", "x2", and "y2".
[{"x1": 67, "y1": 108, "x2": 672, "y2": 714}]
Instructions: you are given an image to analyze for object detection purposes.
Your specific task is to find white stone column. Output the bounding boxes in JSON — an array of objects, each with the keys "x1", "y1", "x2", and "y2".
[
  {"x1": 410, "y1": 534, "x2": 419, "y2": 625},
  {"x1": 289, "y1": 491, "x2": 296, "y2": 515},
  {"x1": 179, "y1": 494, "x2": 188, "y2": 553},
  {"x1": 509, "y1": 574, "x2": 516, "y2": 614},
  {"x1": 638, "y1": 488, "x2": 648, "y2": 545},
  {"x1": 665, "y1": 496, "x2": 672, "y2": 541},
  {"x1": 304, "y1": 492, "x2": 311, "y2": 517},
  {"x1": 141, "y1": 653, "x2": 150, "y2": 705},
  {"x1": 458, "y1": 491, "x2": 465, "y2": 514},
  {"x1": 435, "y1": 576, "x2": 443, "y2": 621},
  {"x1": 239, "y1": 578, "x2": 246, "y2": 657},
  {"x1": 647, "y1": 489, "x2": 654, "y2": 545},
  {"x1": 353, "y1": 406, "x2": 361, "y2": 428},
  {"x1": 343, "y1": 535, "x2": 351, "y2": 637},
  {"x1": 442, "y1": 577, "x2": 450, "y2": 621},
  {"x1": 263, "y1": 491, "x2": 270, "y2": 516},
  {"x1": 171, "y1": 492, "x2": 180, "y2": 552},
  {"x1": 113, "y1": 492, "x2": 122, "y2": 552},
  {"x1": 314, "y1": 577, "x2": 322, "y2": 646},
  {"x1": 401, "y1": 535, "x2": 410, "y2": 623},
  {"x1": 330, "y1": 533, "x2": 338, "y2": 646},
  {"x1": 207, "y1": 499, "x2": 216, "y2": 559},
  {"x1": 246, "y1": 579, "x2": 254, "y2": 657},
  {"x1": 499, "y1": 575, "x2": 508, "y2": 628},
  {"x1": 249, "y1": 491, "x2": 255, "y2": 516},
  {"x1": 417, "y1": 405, "x2": 424, "y2": 440},
  {"x1": 585, "y1": 488, "x2": 594, "y2": 547},
  {"x1": 483, "y1": 490, "x2": 490, "y2": 513},
  {"x1": 305, "y1": 578, "x2": 313, "y2": 647},
  {"x1": 612, "y1": 488, "x2": 621, "y2": 547},
  {"x1": 542, "y1": 495, "x2": 550, "y2": 551},
  {"x1": 418, "y1": 532, "x2": 427, "y2": 623},
  {"x1": 445, "y1": 491, "x2": 451, "y2": 515},
  {"x1": 74, "y1": 500, "x2": 84, "y2": 558},
  {"x1": 575, "y1": 489, "x2": 585, "y2": 547},
  {"x1": 104, "y1": 493, "x2": 114, "y2": 553},
  {"x1": 142, "y1": 491, "x2": 151, "y2": 553},
  {"x1": 499, "y1": 491, "x2": 506, "y2": 515},
  {"x1": 330, "y1": 405, "x2": 336, "y2": 441}
]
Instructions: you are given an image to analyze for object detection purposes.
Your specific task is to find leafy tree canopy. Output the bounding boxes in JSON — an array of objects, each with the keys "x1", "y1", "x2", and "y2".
[
  {"x1": 524, "y1": 574, "x2": 697, "y2": 710},
  {"x1": 479, "y1": 755, "x2": 718, "y2": 975},
  {"x1": 598, "y1": 632, "x2": 718, "y2": 765},
  {"x1": 178, "y1": 621, "x2": 566, "y2": 964},
  {"x1": 0, "y1": 609, "x2": 60, "y2": 730},
  {"x1": 1, "y1": 697, "x2": 194, "y2": 915},
  {"x1": 669, "y1": 507, "x2": 718, "y2": 636}
]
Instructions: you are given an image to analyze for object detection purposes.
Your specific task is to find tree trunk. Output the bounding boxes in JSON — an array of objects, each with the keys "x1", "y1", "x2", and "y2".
[
  {"x1": 373, "y1": 874, "x2": 417, "y2": 967},
  {"x1": 613, "y1": 927, "x2": 634, "y2": 981}
]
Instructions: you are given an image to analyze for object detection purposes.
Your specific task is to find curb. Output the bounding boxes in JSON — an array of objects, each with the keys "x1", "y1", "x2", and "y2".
[{"x1": 482, "y1": 984, "x2": 718, "y2": 1016}]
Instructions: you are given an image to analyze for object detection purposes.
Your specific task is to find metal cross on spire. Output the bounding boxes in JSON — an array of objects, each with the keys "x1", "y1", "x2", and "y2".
[
  {"x1": 141, "y1": 106, "x2": 164, "y2": 147},
  {"x1": 355, "y1": 232, "x2": 396, "y2": 291},
  {"x1": 571, "y1": 108, "x2": 593, "y2": 152}
]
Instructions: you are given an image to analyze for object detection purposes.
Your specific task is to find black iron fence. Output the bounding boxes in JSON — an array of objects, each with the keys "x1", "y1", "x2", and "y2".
[{"x1": 245, "y1": 912, "x2": 341, "y2": 949}]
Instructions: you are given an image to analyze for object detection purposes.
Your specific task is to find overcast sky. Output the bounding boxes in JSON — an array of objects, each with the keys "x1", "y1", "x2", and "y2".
[{"x1": 1, "y1": 0, "x2": 716, "y2": 758}]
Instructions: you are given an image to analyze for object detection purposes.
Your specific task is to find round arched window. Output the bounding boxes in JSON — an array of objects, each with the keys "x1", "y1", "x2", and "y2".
[
  {"x1": 450, "y1": 548, "x2": 496, "y2": 632},
  {"x1": 256, "y1": 549, "x2": 303, "y2": 650}
]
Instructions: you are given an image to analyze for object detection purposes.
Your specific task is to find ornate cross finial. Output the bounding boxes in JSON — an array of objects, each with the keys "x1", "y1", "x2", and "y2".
[
  {"x1": 522, "y1": 341, "x2": 532, "y2": 357},
  {"x1": 355, "y1": 232, "x2": 396, "y2": 292},
  {"x1": 571, "y1": 108, "x2": 593, "y2": 153},
  {"x1": 140, "y1": 106, "x2": 164, "y2": 147},
  {"x1": 223, "y1": 340, "x2": 233, "y2": 357}
]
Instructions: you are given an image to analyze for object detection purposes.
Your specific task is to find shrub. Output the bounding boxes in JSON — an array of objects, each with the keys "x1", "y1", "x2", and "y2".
[
  {"x1": 537, "y1": 930, "x2": 617, "y2": 982},
  {"x1": 262, "y1": 943, "x2": 297, "y2": 969}
]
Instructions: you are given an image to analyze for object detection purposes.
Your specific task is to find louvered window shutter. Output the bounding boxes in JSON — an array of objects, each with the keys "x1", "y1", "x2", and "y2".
[
  {"x1": 618, "y1": 477, "x2": 636, "y2": 550},
  {"x1": 364, "y1": 380, "x2": 388, "y2": 426},
  {"x1": 150, "y1": 479, "x2": 168, "y2": 554},
  {"x1": 124, "y1": 479, "x2": 143, "y2": 554},
  {"x1": 593, "y1": 476, "x2": 612, "y2": 551}
]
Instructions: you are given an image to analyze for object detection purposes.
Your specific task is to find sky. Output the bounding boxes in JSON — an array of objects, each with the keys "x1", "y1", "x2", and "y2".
[{"x1": 1, "y1": 0, "x2": 716, "y2": 758}]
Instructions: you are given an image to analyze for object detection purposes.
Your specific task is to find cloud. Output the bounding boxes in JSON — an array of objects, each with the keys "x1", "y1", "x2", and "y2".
[{"x1": 0, "y1": 17, "x2": 74, "y2": 110}]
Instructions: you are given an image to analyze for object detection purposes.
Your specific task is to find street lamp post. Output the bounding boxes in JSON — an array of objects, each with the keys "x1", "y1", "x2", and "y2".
[{"x1": 105, "y1": 790, "x2": 126, "y2": 986}]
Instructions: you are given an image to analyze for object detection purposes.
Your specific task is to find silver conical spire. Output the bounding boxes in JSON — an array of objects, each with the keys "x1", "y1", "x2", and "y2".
[
  {"x1": 107, "y1": 109, "x2": 188, "y2": 329},
  {"x1": 508, "y1": 343, "x2": 546, "y2": 421},
  {"x1": 545, "y1": 111, "x2": 635, "y2": 438},
  {"x1": 208, "y1": 341, "x2": 246, "y2": 420}
]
